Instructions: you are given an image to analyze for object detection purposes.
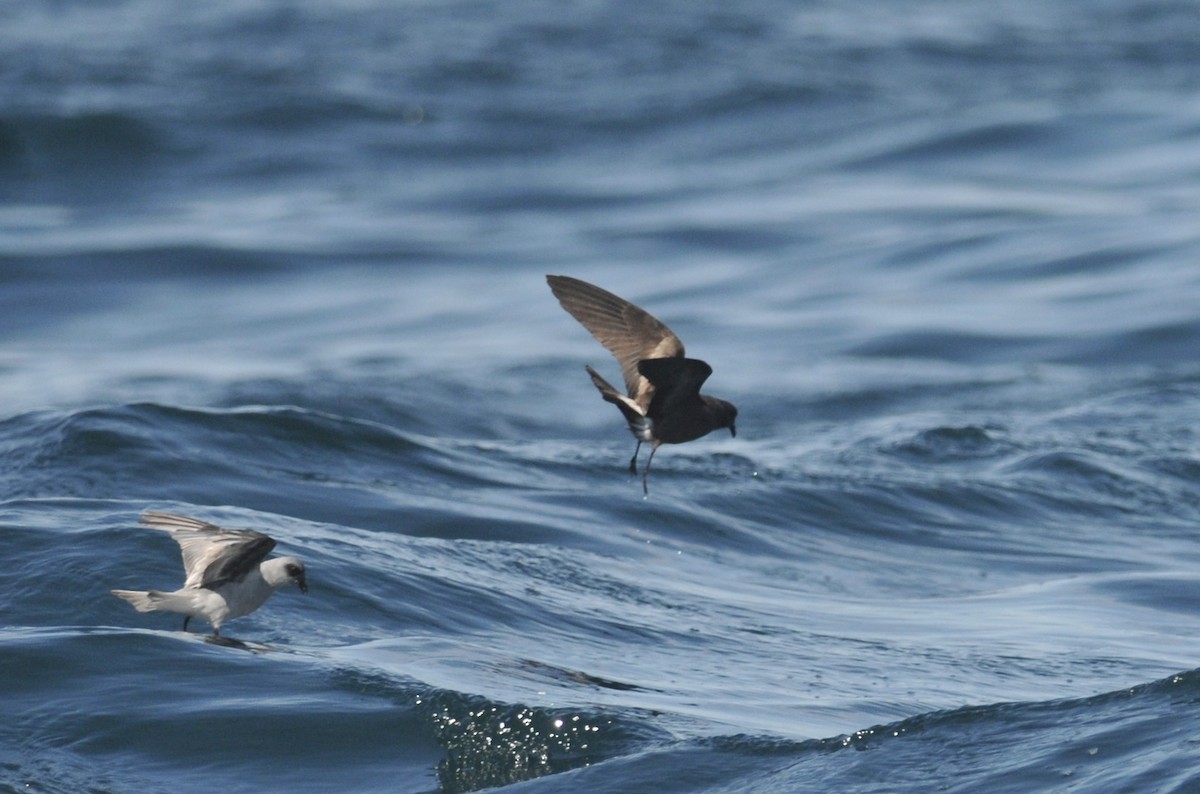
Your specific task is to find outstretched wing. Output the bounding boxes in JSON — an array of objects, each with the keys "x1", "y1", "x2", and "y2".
[
  {"x1": 140, "y1": 511, "x2": 276, "y2": 589},
  {"x1": 547, "y1": 275, "x2": 685, "y2": 397}
]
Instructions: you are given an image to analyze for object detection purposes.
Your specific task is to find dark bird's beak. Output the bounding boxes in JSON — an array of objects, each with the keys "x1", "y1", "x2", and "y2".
[
  {"x1": 297, "y1": 576, "x2": 309, "y2": 595},
  {"x1": 729, "y1": 423, "x2": 737, "y2": 438}
]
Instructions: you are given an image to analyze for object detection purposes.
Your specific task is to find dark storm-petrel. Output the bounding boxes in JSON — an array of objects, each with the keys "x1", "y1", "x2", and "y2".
[{"x1": 547, "y1": 275, "x2": 737, "y2": 494}]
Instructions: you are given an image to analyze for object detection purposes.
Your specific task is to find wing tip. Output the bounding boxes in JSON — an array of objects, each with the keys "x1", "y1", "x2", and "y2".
[{"x1": 139, "y1": 510, "x2": 220, "y2": 534}]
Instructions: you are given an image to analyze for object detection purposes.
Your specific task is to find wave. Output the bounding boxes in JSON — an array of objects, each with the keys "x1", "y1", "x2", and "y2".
[
  {"x1": 0, "y1": 403, "x2": 430, "y2": 519},
  {"x1": 492, "y1": 667, "x2": 1200, "y2": 793},
  {"x1": 0, "y1": 111, "x2": 176, "y2": 206},
  {"x1": 7, "y1": 619, "x2": 1200, "y2": 794}
]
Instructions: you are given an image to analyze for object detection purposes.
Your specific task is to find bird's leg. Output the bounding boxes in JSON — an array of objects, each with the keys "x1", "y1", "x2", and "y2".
[
  {"x1": 642, "y1": 442, "x2": 661, "y2": 496},
  {"x1": 182, "y1": 616, "x2": 191, "y2": 632},
  {"x1": 628, "y1": 440, "x2": 642, "y2": 474}
]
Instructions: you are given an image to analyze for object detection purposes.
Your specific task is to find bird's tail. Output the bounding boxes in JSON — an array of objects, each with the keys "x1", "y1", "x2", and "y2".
[
  {"x1": 111, "y1": 588, "x2": 176, "y2": 613},
  {"x1": 586, "y1": 366, "x2": 651, "y2": 440}
]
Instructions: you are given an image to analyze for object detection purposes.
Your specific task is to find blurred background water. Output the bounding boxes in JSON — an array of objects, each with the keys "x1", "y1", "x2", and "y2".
[{"x1": 4, "y1": 1, "x2": 1200, "y2": 791}]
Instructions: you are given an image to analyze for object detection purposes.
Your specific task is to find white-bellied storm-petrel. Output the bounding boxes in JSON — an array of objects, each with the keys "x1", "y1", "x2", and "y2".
[
  {"x1": 547, "y1": 275, "x2": 738, "y2": 494},
  {"x1": 112, "y1": 511, "x2": 307, "y2": 636}
]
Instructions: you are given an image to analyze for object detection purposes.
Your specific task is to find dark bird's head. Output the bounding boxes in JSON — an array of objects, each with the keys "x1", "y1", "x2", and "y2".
[{"x1": 715, "y1": 399, "x2": 738, "y2": 438}]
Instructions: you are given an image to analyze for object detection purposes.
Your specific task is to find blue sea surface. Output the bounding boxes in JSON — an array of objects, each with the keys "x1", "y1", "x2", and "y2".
[{"x1": 4, "y1": 1, "x2": 1200, "y2": 792}]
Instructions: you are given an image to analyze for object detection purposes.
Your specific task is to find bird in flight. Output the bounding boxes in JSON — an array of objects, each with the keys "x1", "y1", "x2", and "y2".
[
  {"x1": 112, "y1": 511, "x2": 307, "y2": 637},
  {"x1": 547, "y1": 275, "x2": 737, "y2": 494}
]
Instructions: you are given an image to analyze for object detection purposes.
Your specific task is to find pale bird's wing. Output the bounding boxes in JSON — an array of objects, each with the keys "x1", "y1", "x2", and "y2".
[
  {"x1": 140, "y1": 511, "x2": 277, "y2": 589},
  {"x1": 547, "y1": 275, "x2": 685, "y2": 400}
]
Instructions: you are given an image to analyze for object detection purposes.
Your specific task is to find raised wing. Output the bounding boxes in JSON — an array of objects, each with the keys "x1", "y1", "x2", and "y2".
[
  {"x1": 140, "y1": 511, "x2": 276, "y2": 589},
  {"x1": 639, "y1": 358, "x2": 714, "y2": 421},
  {"x1": 638, "y1": 357, "x2": 713, "y2": 398},
  {"x1": 547, "y1": 275, "x2": 685, "y2": 396}
]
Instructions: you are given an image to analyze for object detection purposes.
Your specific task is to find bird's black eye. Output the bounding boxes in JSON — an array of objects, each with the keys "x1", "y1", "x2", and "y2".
[{"x1": 286, "y1": 564, "x2": 302, "y2": 576}]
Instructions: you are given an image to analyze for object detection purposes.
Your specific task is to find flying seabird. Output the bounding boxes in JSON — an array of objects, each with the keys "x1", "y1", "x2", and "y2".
[
  {"x1": 111, "y1": 510, "x2": 308, "y2": 636},
  {"x1": 547, "y1": 275, "x2": 738, "y2": 494}
]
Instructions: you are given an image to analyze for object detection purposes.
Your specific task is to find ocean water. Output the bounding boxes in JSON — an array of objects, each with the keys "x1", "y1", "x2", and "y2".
[{"x1": 4, "y1": 0, "x2": 1200, "y2": 791}]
